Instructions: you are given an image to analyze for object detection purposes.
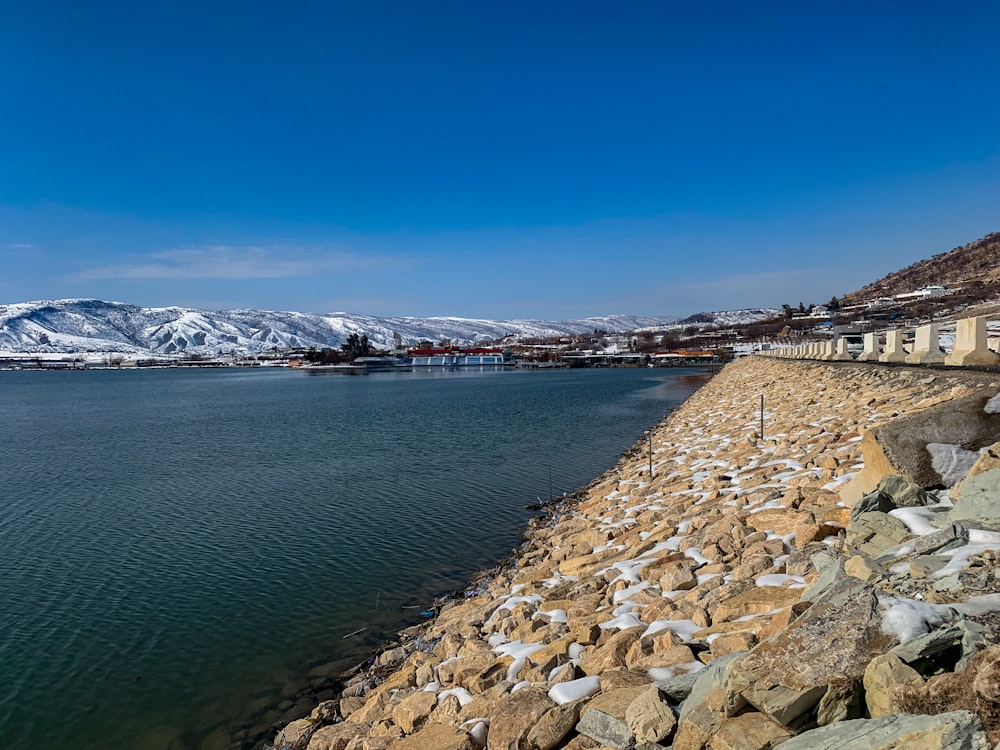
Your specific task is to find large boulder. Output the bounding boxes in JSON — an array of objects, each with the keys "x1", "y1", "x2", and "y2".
[
  {"x1": 485, "y1": 686, "x2": 555, "y2": 750},
  {"x1": 773, "y1": 710, "x2": 990, "y2": 750},
  {"x1": 723, "y1": 577, "x2": 897, "y2": 728},
  {"x1": 841, "y1": 391, "x2": 1000, "y2": 502}
]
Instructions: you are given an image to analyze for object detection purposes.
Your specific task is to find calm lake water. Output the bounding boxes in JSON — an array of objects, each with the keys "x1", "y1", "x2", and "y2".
[{"x1": 0, "y1": 365, "x2": 710, "y2": 750}]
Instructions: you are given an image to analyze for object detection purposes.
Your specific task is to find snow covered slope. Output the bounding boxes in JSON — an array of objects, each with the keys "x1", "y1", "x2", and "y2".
[
  {"x1": 0, "y1": 299, "x2": 680, "y2": 356},
  {"x1": 675, "y1": 308, "x2": 782, "y2": 327}
]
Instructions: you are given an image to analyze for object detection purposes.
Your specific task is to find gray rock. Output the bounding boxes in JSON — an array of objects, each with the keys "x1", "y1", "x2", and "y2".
[
  {"x1": 877, "y1": 523, "x2": 970, "y2": 563},
  {"x1": 774, "y1": 710, "x2": 990, "y2": 750},
  {"x1": 846, "y1": 511, "x2": 912, "y2": 558},
  {"x1": 677, "y1": 651, "x2": 745, "y2": 721},
  {"x1": 652, "y1": 671, "x2": 700, "y2": 705},
  {"x1": 800, "y1": 551, "x2": 845, "y2": 603},
  {"x1": 851, "y1": 488, "x2": 898, "y2": 520},
  {"x1": 576, "y1": 707, "x2": 634, "y2": 749},
  {"x1": 950, "y1": 469, "x2": 1000, "y2": 524},
  {"x1": 876, "y1": 476, "x2": 935, "y2": 511},
  {"x1": 908, "y1": 555, "x2": 952, "y2": 578},
  {"x1": 890, "y1": 620, "x2": 987, "y2": 673},
  {"x1": 935, "y1": 572, "x2": 964, "y2": 593}
]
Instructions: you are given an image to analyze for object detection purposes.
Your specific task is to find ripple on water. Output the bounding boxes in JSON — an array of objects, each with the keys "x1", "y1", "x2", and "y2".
[{"x1": 0, "y1": 367, "x2": 709, "y2": 750}]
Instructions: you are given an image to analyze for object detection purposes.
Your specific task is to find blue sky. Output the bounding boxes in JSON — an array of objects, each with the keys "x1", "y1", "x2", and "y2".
[{"x1": 1, "y1": 1, "x2": 997, "y2": 319}]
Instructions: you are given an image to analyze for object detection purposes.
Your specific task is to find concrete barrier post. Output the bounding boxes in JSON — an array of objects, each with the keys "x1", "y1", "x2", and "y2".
[
  {"x1": 944, "y1": 316, "x2": 1000, "y2": 366},
  {"x1": 879, "y1": 329, "x2": 907, "y2": 363},
  {"x1": 905, "y1": 323, "x2": 945, "y2": 365},
  {"x1": 831, "y1": 337, "x2": 854, "y2": 361},
  {"x1": 857, "y1": 332, "x2": 880, "y2": 362}
]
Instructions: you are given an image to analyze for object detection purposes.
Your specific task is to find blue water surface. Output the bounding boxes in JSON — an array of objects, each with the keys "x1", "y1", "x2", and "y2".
[{"x1": 0, "y1": 366, "x2": 709, "y2": 749}]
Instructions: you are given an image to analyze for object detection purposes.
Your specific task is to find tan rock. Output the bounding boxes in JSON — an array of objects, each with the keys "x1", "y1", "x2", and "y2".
[
  {"x1": 339, "y1": 695, "x2": 367, "y2": 720},
  {"x1": 349, "y1": 682, "x2": 406, "y2": 726},
  {"x1": 437, "y1": 654, "x2": 499, "y2": 689},
  {"x1": 746, "y1": 509, "x2": 815, "y2": 536},
  {"x1": 707, "y1": 712, "x2": 793, "y2": 750},
  {"x1": 584, "y1": 684, "x2": 647, "y2": 718},
  {"x1": 710, "y1": 632, "x2": 758, "y2": 658},
  {"x1": 626, "y1": 640, "x2": 696, "y2": 671},
  {"x1": 844, "y1": 554, "x2": 885, "y2": 583},
  {"x1": 566, "y1": 616, "x2": 602, "y2": 646},
  {"x1": 526, "y1": 700, "x2": 584, "y2": 750},
  {"x1": 626, "y1": 684, "x2": 677, "y2": 744},
  {"x1": 427, "y1": 692, "x2": 463, "y2": 727},
  {"x1": 579, "y1": 628, "x2": 642, "y2": 675},
  {"x1": 711, "y1": 586, "x2": 803, "y2": 623},
  {"x1": 307, "y1": 722, "x2": 368, "y2": 750},
  {"x1": 839, "y1": 430, "x2": 900, "y2": 506},
  {"x1": 485, "y1": 686, "x2": 555, "y2": 750},
  {"x1": 468, "y1": 660, "x2": 512, "y2": 694},
  {"x1": 458, "y1": 682, "x2": 510, "y2": 724},
  {"x1": 387, "y1": 722, "x2": 474, "y2": 750},
  {"x1": 730, "y1": 555, "x2": 773, "y2": 582},
  {"x1": 659, "y1": 562, "x2": 698, "y2": 591},
  {"x1": 559, "y1": 547, "x2": 625, "y2": 577},
  {"x1": 816, "y1": 680, "x2": 864, "y2": 725},
  {"x1": 391, "y1": 691, "x2": 438, "y2": 734},
  {"x1": 594, "y1": 668, "x2": 652, "y2": 691},
  {"x1": 275, "y1": 718, "x2": 315, "y2": 748}
]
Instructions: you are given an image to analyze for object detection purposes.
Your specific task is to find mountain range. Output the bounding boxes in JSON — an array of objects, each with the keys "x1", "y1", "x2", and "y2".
[
  {"x1": 0, "y1": 300, "x2": 786, "y2": 357},
  {"x1": 0, "y1": 299, "x2": 678, "y2": 356}
]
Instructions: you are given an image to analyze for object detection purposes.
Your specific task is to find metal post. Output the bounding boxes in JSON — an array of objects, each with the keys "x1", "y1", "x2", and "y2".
[
  {"x1": 760, "y1": 394, "x2": 764, "y2": 441},
  {"x1": 647, "y1": 430, "x2": 653, "y2": 478}
]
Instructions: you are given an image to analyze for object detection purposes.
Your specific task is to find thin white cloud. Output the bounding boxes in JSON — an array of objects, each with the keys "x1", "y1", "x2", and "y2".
[
  {"x1": 66, "y1": 244, "x2": 406, "y2": 281},
  {"x1": 600, "y1": 267, "x2": 842, "y2": 317}
]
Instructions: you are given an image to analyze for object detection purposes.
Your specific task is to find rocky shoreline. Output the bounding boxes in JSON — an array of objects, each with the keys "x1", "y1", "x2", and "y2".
[{"x1": 268, "y1": 356, "x2": 1000, "y2": 750}]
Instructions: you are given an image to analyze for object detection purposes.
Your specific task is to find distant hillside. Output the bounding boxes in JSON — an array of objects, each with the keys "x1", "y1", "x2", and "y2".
[
  {"x1": 842, "y1": 231, "x2": 1000, "y2": 304},
  {"x1": 675, "y1": 308, "x2": 782, "y2": 328},
  {"x1": 0, "y1": 299, "x2": 680, "y2": 356}
]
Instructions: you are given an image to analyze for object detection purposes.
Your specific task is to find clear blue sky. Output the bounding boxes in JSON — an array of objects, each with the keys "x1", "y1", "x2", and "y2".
[{"x1": 1, "y1": 1, "x2": 997, "y2": 319}]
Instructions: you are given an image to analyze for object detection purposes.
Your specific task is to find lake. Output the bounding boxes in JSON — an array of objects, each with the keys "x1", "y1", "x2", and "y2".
[{"x1": 0, "y1": 365, "x2": 710, "y2": 750}]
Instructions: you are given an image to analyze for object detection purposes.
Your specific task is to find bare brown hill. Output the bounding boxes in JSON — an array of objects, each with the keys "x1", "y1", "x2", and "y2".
[{"x1": 842, "y1": 231, "x2": 1000, "y2": 305}]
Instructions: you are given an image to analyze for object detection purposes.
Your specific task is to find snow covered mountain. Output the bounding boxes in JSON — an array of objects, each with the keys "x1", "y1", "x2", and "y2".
[
  {"x1": 0, "y1": 299, "x2": 681, "y2": 356},
  {"x1": 674, "y1": 308, "x2": 782, "y2": 327},
  {"x1": 628, "y1": 308, "x2": 782, "y2": 333}
]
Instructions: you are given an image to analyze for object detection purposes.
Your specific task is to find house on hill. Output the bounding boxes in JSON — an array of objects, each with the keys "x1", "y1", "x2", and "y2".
[{"x1": 896, "y1": 285, "x2": 950, "y2": 301}]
